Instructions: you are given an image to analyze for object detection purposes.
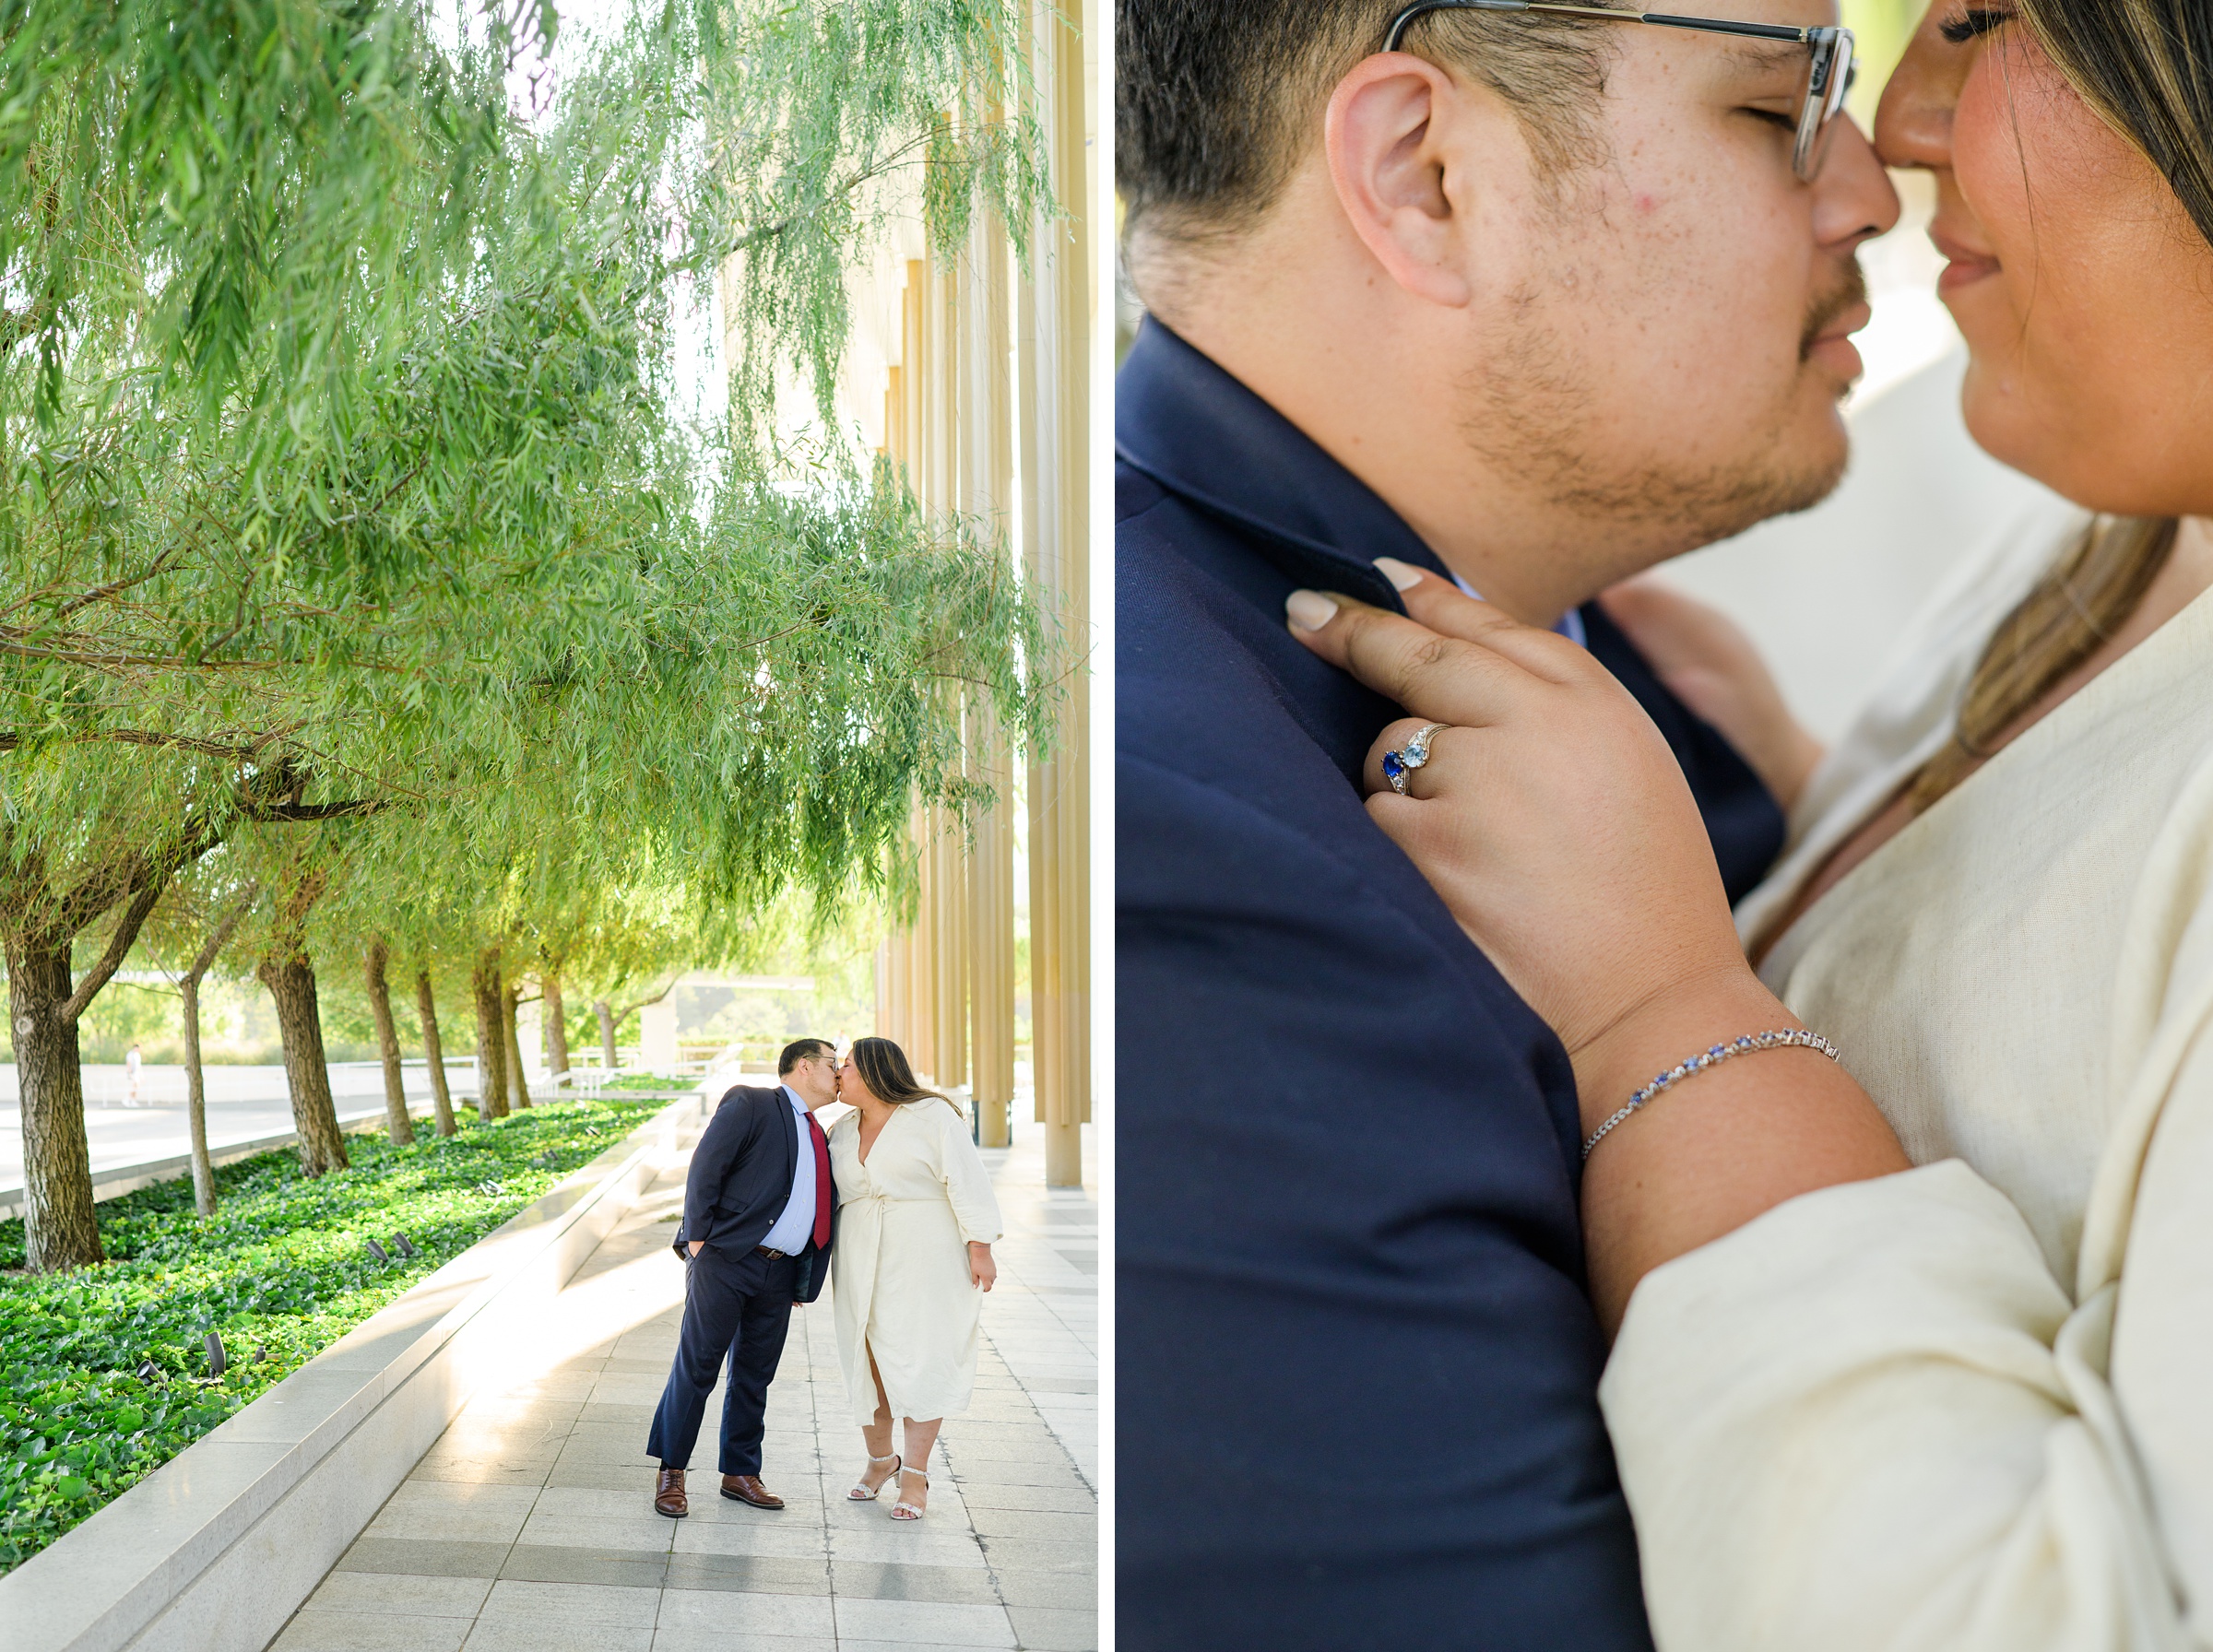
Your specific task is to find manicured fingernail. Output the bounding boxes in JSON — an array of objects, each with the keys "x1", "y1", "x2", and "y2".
[
  {"x1": 1374, "y1": 557, "x2": 1424, "y2": 592},
  {"x1": 1285, "y1": 590, "x2": 1339, "y2": 631}
]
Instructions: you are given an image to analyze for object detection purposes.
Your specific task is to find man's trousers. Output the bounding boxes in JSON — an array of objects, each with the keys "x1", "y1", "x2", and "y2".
[{"x1": 646, "y1": 1246, "x2": 798, "y2": 1476}]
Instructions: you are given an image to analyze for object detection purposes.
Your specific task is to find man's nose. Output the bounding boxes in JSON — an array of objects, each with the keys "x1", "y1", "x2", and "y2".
[{"x1": 1814, "y1": 115, "x2": 1902, "y2": 251}]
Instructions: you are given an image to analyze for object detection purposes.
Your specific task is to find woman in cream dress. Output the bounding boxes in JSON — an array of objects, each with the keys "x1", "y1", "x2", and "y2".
[
  {"x1": 1282, "y1": 3, "x2": 2213, "y2": 1646},
  {"x1": 828, "y1": 1036, "x2": 1002, "y2": 1521}
]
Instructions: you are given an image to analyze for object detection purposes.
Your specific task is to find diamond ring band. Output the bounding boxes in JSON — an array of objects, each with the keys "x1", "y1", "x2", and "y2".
[{"x1": 1381, "y1": 723, "x2": 1449, "y2": 796}]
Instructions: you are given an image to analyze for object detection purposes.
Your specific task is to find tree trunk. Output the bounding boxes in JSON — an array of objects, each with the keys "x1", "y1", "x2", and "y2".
[
  {"x1": 181, "y1": 974, "x2": 216, "y2": 1217},
  {"x1": 503, "y1": 983, "x2": 532, "y2": 1110},
  {"x1": 177, "y1": 881, "x2": 253, "y2": 1219},
  {"x1": 363, "y1": 938, "x2": 415, "y2": 1147},
  {"x1": 596, "y1": 999, "x2": 619, "y2": 1069},
  {"x1": 414, "y1": 972, "x2": 457, "y2": 1138},
  {"x1": 6, "y1": 934, "x2": 105, "y2": 1271},
  {"x1": 256, "y1": 951, "x2": 349, "y2": 1174},
  {"x1": 470, "y1": 949, "x2": 508, "y2": 1121},
  {"x1": 544, "y1": 974, "x2": 570, "y2": 1090}
]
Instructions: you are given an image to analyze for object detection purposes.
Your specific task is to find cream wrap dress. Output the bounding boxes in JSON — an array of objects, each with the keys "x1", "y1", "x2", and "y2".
[
  {"x1": 828, "y1": 1097, "x2": 1004, "y2": 1426},
  {"x1": 1600, "y1": 502, "x2": 2213, "y2": 1650}
]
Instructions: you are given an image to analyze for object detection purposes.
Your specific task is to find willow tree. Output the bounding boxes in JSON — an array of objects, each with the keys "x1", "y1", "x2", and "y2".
[{"x1": 1, "y1": 0, "x2": 1052, "y2": 1272}]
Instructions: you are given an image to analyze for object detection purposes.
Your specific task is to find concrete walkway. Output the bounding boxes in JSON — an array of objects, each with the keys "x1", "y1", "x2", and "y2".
[{"x1": 266, "y1": 1116, "x2": 1097, "y2": 1652}]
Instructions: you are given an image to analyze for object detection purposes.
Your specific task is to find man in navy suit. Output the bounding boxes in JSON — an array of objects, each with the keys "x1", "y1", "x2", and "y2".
[
  {"x1": 647, "y1": 1038, "x2": 840, "y2": 1517},
  {"x1": 1117, "y1": 0, "x2": 1899, "y2": 1645}
]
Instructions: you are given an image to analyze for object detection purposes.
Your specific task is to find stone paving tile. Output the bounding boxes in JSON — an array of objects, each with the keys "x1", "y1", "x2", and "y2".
[
  {"x1": 409, "y1": 1457, "x2": 553, "y2": 1489},
  {"x1": 988, "y1": 1570, "x2": 1097, "y2": 1611},
  {"x1": 554, "y1": 1422, "x2": 660, "y2": 1466},
  {"x1": 269, "y1": 1113, "x2": 1095, "y2": 1651},
  {"x1": 673, "y1": 1516, "x2": 834, "y2": 1560},
  {"x1": 966, "y1": 1508, "x2": 1095, "y2": 1543},
  {"x1": 545, "y1": 1462, "x2": 656, "y2": 1492},
  {"x1": 1005, "y1": 1605, "x2": 1098, "y2": 1650},
  {"x1": 499, "y1": 1544, "x2": 669, "y2": 1588},
  {"x1": 664, "y1": 1552, "x2": 834, "y2": 1595},
  {"x1": 828, "y1": 1562, "x2": 1004, "y2": 1605},
  {"x1": 648, "y1": 1632, "x2": 836, "y2": 1652},
  {"x1": 954, "y1": 1483, "x2": 1097, "y2": 1515},
  {"x1": 940, "y1": 1459, "x2": 1090, "y2": 1492},
  {"x1": 272, "y1": 1609, "x2": 473, "y2": 1651},
  {"x1": 336, "y1": 1539, "x2": 513, "y2": 1579},
  {"x1": 478, "y1": 1577, "x2": 661, "y2": 1627},
  {"x1": 655, "y1": 1587, "x2": 840, "y2": 1637},
  {"x1": 827, "y1": 1526, "x2": 993, "y2": 1569},
  {"x1": 460, "y1": 1621, "x2": 652, "y2": 1652},
  {"x1": 518, "y1": 1512, "x2": 680, "y2": 1553},
  {"x1": 365, "y1": 1482, "x2": 537, "y2": 1545},
  {"x1": 975, "y1": 1536, "x2": 1095, "y2": 1575},
  {"x1": 833, "y1": 1599, "x2": 1015, "y2": 1646},
  {"x1": 304, "y1": 1574, "x2": 495, "y2": 1618}
]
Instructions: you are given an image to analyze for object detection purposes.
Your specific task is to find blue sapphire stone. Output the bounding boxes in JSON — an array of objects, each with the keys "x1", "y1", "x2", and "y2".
[{"x1": 1382, "y1": 749, "x2": 1406, "y2": 782}]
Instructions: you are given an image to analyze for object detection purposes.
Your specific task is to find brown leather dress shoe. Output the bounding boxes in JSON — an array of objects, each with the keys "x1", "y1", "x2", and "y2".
[
  {"x1": 720, "y1": 1473, "x2": 784, "y2": 1510},
  {"x1": 654, "y1": 1467, "x2": 688, "y2": 1517}
]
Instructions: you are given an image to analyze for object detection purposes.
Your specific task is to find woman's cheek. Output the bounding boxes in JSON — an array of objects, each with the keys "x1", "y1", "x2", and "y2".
[{"x1": 1947, "y1": 39, "x2": 2101, "y2": 466}]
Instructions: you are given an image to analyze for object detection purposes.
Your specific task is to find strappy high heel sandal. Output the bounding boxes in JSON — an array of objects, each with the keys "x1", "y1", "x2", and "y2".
[
  {"x1": 848, "y1": 1452, "x2": 901, "y2": 1502},
  {"x1": 888, "y1": 1465, "x2": 929, "y2": 1521}
]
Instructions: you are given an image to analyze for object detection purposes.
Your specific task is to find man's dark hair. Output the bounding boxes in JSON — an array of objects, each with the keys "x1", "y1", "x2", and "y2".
[
  {"x1": 1117, "y1": 0, "x2": 1609, "y2": 249},
  {"x1": 777, "y1": 1038, "x2": 834, "y2": 1075}
]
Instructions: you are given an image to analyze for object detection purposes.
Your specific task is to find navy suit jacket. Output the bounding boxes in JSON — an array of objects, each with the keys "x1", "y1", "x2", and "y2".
[
  {"x1": 675, "y1": 1084, "x2": 835, "y2": 1304},
  {"x1": 1116, "y1": 321, "x2": 1784, "y2": 1651}
]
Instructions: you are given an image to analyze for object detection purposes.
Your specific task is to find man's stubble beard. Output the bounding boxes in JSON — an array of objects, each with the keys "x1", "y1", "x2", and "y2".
[{"x1": 1460, "y1": 260, "x2": 1866, "y2": 553}]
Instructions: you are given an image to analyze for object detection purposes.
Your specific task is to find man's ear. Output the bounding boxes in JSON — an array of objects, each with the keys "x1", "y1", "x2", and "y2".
[{"x1": 1325, "y1": 53, "x2": 1477, "y2": 309}]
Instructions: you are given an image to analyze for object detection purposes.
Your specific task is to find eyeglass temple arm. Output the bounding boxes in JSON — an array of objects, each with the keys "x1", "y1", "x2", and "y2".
[{"x1": 1382, "y1": 0, "x2": 1813, "y2": 53}]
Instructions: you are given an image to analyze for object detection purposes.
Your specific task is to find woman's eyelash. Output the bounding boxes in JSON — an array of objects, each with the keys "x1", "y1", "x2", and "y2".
[{"x1": 1940, "y1": 7, "x2": 2014, "y2": 45}]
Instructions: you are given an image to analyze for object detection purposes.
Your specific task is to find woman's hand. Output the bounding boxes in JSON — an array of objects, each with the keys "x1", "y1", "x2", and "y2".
[
  {"x1": 1287, "y1": 568, "x2": 1908, "y2": 1329},
  {"x1": 967, "y1": 1241, "x2": 997, "y2": 1292},
  {"x1": 1285, "y1": 575, "x2": 1752, "y2": 1071},
  {"x1": 1600, "y1": 579, "x2": 1825, "y2": 811}
]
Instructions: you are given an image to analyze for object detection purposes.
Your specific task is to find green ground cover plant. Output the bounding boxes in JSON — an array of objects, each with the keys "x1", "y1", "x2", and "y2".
[{"x1": 0, "y1": 1094, "x2": 667, "y2": 1574}]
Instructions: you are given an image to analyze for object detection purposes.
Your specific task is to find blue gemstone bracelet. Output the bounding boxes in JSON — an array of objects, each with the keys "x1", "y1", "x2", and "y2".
[{"x1": 1580, "y1": 1028, "x2": 1842, "y2": 1162}]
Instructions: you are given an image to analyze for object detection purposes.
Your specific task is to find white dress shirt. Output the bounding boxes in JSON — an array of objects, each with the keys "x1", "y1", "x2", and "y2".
[{"x1": 756, "y1": 1084, "x2": 820, "y2": 1256}]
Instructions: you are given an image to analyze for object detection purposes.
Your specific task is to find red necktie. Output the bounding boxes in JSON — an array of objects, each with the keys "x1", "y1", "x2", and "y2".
[{"x1": 808, "y1": 1112, "x2": 834, "y2": 1250}]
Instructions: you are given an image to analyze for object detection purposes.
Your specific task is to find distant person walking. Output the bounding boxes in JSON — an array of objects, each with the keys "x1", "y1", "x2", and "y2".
[
  {"x1": 645, "y1": 1038, "x2": 840, "y2": 1518},
  {"x1": 830, "y1": 1036, "x2": 1002, "y2": 1521},
  {"x1": 124, "y1": 1044, "x2": 142, "y2": 1106}
]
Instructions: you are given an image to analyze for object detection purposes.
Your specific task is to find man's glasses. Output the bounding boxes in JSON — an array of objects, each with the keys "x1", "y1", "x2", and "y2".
[{"x1": 1382, "y1": 1, "x2": 1857, "y2": 182}]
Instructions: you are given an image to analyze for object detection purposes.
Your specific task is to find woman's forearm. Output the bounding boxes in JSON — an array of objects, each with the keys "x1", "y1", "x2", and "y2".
[{"x1": 1572, "y1": 967, "x2": 1911, "y2": 1331}]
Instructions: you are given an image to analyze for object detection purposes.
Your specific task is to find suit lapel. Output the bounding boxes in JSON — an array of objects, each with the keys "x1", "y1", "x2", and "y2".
[{"x1": 769, "y1": 1089, "x2": 799, "y2": 1196}]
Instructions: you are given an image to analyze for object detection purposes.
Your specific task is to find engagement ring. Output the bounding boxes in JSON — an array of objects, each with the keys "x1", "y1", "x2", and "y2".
[{"x1": 1381, "y1": 723, "x2": 1448, "y2": 796}]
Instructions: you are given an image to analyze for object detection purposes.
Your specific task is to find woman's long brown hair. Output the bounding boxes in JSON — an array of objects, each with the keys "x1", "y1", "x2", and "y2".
[
  {"x1": 1906, "y1": 0, "x2": 2210, "y2": 813},
  {"x1": 849, "y1": 1036, "x2": 951, "y2": 1108}
]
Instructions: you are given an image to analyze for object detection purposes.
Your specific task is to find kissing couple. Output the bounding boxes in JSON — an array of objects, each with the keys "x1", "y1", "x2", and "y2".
[
  {"x1": 1119, "y1": 1, "x2": 2213, "y2": 1648},
  {"x1": 645, "y1": 1036, "x2": 1003, "y2": 1524}
]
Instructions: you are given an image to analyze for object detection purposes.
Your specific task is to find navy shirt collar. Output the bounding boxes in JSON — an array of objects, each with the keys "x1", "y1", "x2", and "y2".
[{"x1": 1116, "y1": 319, "x2": 1450, "y2": 618}]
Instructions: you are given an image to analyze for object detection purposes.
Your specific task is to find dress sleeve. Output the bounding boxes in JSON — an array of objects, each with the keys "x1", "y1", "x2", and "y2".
[
  {"x1": 931, "y1": 1101, "x2": 1004, "y2": 1245},
  {"x1": 1602, "y1": 1163, "x2": 2188, "y2": 1651},
  {"x1": 1606, "y1": 751, "x2": 2213, "y2": 1652},
  {"x1": 1599, "y1": 965, "x2": 2213, "y2": 1652}
]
